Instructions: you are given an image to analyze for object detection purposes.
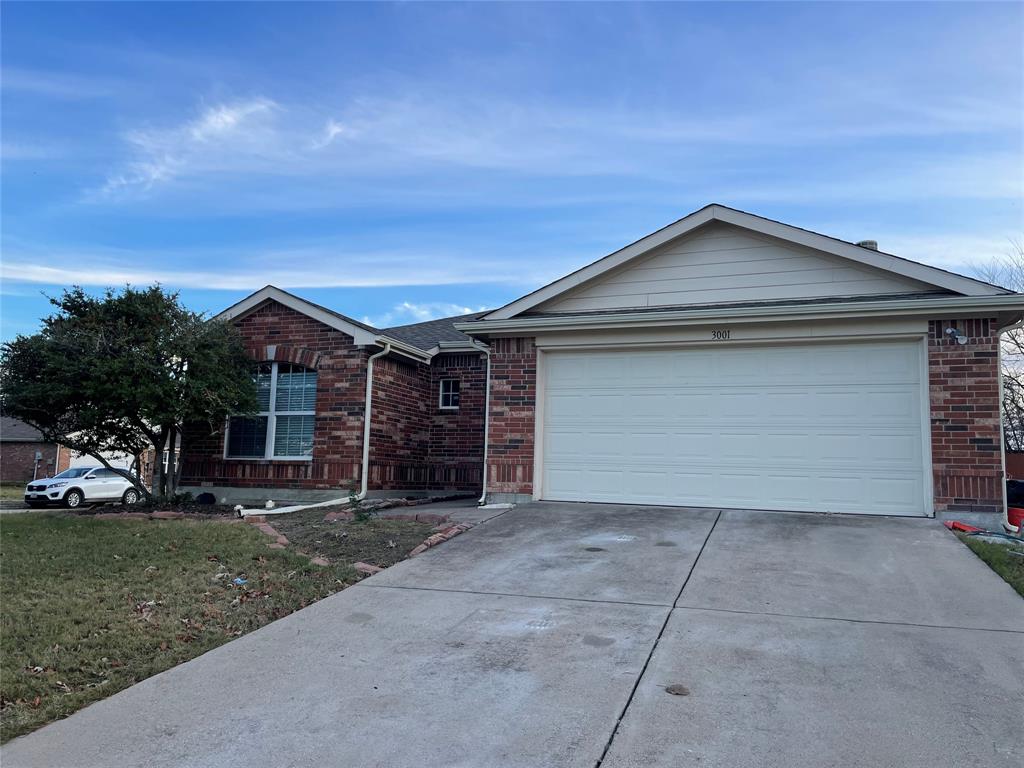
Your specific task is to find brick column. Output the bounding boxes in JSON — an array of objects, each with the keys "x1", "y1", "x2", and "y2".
[
  {"x1": 928, "y1": 318, "x2": 1004, "y2": 514},
  {"x1": 487, "y1": 337, "x2": 537, "y2": 499}
]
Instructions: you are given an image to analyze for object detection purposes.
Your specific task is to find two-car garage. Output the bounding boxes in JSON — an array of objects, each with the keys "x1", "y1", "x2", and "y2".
[{"x1": 539, "y1": 340, "x2": 929, "y2": 516}]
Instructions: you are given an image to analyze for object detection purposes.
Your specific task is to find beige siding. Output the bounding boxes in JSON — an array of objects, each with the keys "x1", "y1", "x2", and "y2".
[{"x1": 539, "y1": 222, "x2": 936, "y2": 313}]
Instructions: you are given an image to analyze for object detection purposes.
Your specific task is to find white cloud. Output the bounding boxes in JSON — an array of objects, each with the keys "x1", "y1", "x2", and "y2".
[
  {"x1": 95, "y1": 97, "x2": 279, "y2": 197},
  {"x1": 363, "y1": 301, "x2": 489, "y2": 328},
  {"x1": 89, "y1": 81, "x2": 1021, "y2": 205},
  {"x1": 0, "y1": 67, "x2": 118, "y2": 100},
  {"x1": 0, "y1": 241, "x2": 551, "y2": 291}
]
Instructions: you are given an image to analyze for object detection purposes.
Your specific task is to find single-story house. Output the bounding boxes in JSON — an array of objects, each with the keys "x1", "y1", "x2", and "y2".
[
  {"x1": 0, "y1": 416, "x2": 161, "y2": 485},
  {"x1": 180, "y1": 204, "x2": 1024, "y2": 521},
  {"x1": 0, "y1": 417, "x2": 72, "y2": 482}
]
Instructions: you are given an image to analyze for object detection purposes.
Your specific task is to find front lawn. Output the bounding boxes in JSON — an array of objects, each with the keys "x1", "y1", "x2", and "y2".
[
  {"x1": 0, "y1": 511, "x2": 428, "y2": 742},
  {"x1": 268, "y1": 508, "x2": 434, "y2": 566},
  {"x1": 958, "y1": 534, "x2": 1024, "y2": 597},
  {"x1": 0, "y1": 483, "x2": 25, "y2": 501}
]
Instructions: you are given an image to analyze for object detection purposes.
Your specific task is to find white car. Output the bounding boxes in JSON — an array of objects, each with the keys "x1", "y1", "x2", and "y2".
[{"x1": 24, "y1": 467, "x2": 142, "y2": 509}]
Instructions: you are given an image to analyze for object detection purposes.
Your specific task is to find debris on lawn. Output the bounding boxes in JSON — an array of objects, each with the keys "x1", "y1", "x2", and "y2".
[
  {"x1": 944, "y1": 520, "x2": 1024, "y2": 545},
  {"x1": 231, "y1": 577, "x2": 248, "y2": 586},
  {"x1": 353, "y1": 561, "x2": 383, "y2": 576}
]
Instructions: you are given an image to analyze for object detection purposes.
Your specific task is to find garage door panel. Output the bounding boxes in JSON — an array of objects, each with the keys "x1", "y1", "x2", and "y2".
[{"x1": 541, "y1": 340, "x2": 928, "y2": 516}]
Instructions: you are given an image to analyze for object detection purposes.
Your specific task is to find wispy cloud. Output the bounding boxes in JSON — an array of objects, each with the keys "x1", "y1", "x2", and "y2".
[
  {"x1": 363, "y1": 301, "x2": 489, "y2": 328},
  {"x1": 0, "y1": 241, "x2": 556, "y2": 290},
  {"x1": 95, "y1": 97, "x2": 278, "y2": 197},
  {"x1": 89, "y1": 79, "x2": 1021, "y2": 205},
  {"x1": 1, "y1": 67, "x2": 118, "y2": 100}
]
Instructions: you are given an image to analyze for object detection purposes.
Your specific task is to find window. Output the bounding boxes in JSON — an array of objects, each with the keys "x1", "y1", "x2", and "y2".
[
  {"x1": 226, "y1": 363, "x2": 316, "y2": 459},
  {"x1": 439, "y1": 378, "x2": 461, "y2": 410}
]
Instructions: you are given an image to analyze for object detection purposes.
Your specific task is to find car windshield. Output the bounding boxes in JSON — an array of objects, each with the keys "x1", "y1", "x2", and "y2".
[{"x1": 51, "y1": 468, "x2": 95, "y2": 479}]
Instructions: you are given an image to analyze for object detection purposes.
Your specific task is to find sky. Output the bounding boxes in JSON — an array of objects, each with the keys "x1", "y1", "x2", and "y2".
[{"x1": 2, "y1": 1, "x2": 1022, "y2": 340}]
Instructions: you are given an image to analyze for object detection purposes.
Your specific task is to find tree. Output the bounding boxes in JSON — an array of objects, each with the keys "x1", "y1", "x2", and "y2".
[
  {"x1": 0, "y1": 286, "x2": 258, "y2": 500},
  {"x1": 974, "y1": 238, "x2": 1024, "y2": 451}
]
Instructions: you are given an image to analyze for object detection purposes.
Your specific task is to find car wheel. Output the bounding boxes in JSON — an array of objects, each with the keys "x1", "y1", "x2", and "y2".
[
  {"x1": 122, "y1": 488, "x2": 139, "y2": 505},
  {"x1": 64, "y1": 490, "x2": 83, "y2": 509}
]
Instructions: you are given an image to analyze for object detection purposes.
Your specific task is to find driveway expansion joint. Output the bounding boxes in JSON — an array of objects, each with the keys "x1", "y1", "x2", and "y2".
[
  {"x1": 672, "y1": 603, "x2": 1024, "y2": 635},
  {"x1": 593, "y1": 509, "x2": 723, "y2": 768}
]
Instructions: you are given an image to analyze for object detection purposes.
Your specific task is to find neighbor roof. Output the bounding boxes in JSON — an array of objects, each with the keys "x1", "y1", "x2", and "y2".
[
  {"x1": 482, "y1": 203, "x2": 1012, "y2": 321},
  {"x1": 1, "y1": 416, "x2": 46, "y2": 442}
]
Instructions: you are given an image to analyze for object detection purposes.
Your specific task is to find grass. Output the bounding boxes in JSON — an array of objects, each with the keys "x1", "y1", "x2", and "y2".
[
  {"x1": 0, "y1": 510, "x2": 432, "y2": 742},
  {"x1": 958, "y1": 533, "x2": 1024, "y2": 598},
  {"x1": 269, "y1": 507, "x2": 434, "y2": 567},
  {"x1": 0, "y1": 483, "x2": 26, "y2": 501}
]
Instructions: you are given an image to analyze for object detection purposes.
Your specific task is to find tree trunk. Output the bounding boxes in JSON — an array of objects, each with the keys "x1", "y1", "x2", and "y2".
[
  {"x1": 86, "y1": 451, "x2": 154, "y2": 503},
  {"x1": 165, "y1": 425, "x2": 178, "y2": 498},
  {"x1": 153, "y1": 429, "x2": 168, "y2": 500}
]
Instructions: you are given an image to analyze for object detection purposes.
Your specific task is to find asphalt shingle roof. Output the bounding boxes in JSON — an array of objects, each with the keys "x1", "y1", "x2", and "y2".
[
  {"x1": 1, "y1": 416, "x2": 46, "y2": 442},
  {"x1": 383, "y1": 311, "x2": 489, "y2": 351}
]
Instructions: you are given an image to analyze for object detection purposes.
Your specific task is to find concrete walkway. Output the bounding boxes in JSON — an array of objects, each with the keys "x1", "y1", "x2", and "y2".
[{"x1": 4, "y1": 504, "x2": 1022, "y2": 767}]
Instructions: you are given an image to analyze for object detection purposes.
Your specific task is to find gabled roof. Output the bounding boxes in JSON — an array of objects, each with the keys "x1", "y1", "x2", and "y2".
[
  {"x1": 1, "y1": 416, "x2": 46, "y2": 442},
  {"x1": 215, "y1": 286, "x2": 488, "y2": 357},
  {"x1": 215, "y1": 286, "x2": 382, "y2": 345},
  {"x1": 482, "y1": 204, "x2": 1011, "y2": 320}
]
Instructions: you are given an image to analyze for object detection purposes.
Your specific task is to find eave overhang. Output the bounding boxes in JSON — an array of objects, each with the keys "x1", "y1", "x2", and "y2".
[{"x1": 456, "y1": 294, "x2": 1024, "y2": 337}]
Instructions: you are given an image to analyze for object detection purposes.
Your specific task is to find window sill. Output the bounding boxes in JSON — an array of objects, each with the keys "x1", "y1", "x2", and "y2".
[
  {"x1": 438, "y1": 407, "x2": 460, "y2": 412},
  {"x1": 224, "y1": 456, "x2": 314, "y2": 462}
]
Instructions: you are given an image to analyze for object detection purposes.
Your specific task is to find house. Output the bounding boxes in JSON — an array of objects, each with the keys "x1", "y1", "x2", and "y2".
[
  {"x1": 0, "y1": 416, "x2": 157, "y2": 485},
  {"x1": 0, "y1": 417, "x2": 72, "y2": 482},
  {"x1": 180, "y1": 204, "x2": 1024, "y2": 520},
  {"x1": 178, "y1": 289, "x2": 488, "y2": 503}
]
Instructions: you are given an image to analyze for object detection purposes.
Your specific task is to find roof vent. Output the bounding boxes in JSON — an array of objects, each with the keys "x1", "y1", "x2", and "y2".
[{"x1": 856, "y1": 239, "x2": 879, "y2": 251}]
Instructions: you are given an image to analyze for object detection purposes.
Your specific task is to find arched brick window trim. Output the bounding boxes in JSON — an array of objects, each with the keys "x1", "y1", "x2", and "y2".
[{"x1": 246, "y1": 345, "x2": 322, "y2": 370}]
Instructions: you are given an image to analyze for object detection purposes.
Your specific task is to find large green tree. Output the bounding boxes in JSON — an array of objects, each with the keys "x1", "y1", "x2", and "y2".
[{"x1": 1, "y1": 286, "x2": 258, "y2": 500}]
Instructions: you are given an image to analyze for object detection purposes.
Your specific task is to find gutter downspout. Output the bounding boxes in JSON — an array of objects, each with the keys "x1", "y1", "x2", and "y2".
[
  {"x1": 471, "y1": 340, "x2": 492, "y2": 505},
  {"x1": 356, "y1": 343, "x2": 391, "y2": 501}
]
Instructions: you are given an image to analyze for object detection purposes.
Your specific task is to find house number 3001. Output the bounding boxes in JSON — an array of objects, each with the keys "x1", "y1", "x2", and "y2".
[{"x1": 711, "y1": 330, "x2": 731, "y2": 340}]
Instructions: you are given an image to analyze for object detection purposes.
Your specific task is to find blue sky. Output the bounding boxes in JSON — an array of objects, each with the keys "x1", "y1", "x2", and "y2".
[{"x1": 2, "y1": 1, "x2": 1022, "y2": 340}]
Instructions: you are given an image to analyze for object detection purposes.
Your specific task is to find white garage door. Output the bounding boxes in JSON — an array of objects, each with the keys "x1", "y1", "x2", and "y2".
[{"x1": 541, "y1": 341, "x2": 928, "y2": 516}]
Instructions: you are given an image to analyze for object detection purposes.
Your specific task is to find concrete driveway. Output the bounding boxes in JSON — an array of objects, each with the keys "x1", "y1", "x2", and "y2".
[{"x1": 4, "y1": 503, "x2": 1023, "y2": 767}]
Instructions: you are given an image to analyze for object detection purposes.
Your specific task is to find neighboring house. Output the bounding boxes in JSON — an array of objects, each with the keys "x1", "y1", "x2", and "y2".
[
  {"x1": 181, "y1": 204, "x2": 1024, "y2": 520},
  {"x1": 0, "y1": 417, "x2": 72, "y2": 482},
  {"x1": 0, "y1": 417, "x2": 157, "y2": 486}
]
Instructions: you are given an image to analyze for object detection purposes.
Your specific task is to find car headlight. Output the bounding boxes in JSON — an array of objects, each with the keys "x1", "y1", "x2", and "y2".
[{"x1": 48, "y1": 481, "x2": 68, "y2": 488}]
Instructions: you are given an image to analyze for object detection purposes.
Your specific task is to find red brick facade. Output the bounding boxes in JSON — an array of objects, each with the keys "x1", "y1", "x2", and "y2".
[
  {"x1": 180, "y1": 299, "x2": 485, "y2": 495},
  {"x1": 928, "y1": 318, "x2": 1004, "y2": 514},
  {"x1": 0, "y1": 442, "x2": 71, "y2": 483},
  {"x1": 486, "y1": 337, "x2": 537, "y2": 497},
  {"x1": 181, "y1": 300, "x2": 371, "y2": 492}
]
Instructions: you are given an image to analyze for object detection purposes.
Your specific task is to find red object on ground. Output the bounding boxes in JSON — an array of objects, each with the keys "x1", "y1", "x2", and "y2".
[
  {"x1": 943, "y1": 521, "x2": 984, "y2": 533},
  {"x1": 1006, "y1": 507, "x2": 1024, "y2": 531}
]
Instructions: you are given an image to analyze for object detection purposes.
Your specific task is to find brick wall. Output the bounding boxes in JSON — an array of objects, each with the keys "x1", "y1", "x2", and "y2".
[
  {"x1": 0, "y1": 442, "x2": 70, "y2": 483},
  {"x1": 369, "y1": 357, "x2": 430, "y2": 490},
  {"x1": 180, "y1": 299, "x2": 370, "y2": 492},
  {"x1": 428, "y1": 352, "x2": 486, "y2": 491},
  {"x1": 928, "y1": 318, "x2": 1004, "y2": 514},
  {"x1": 486, "y1": 337, "x2": 537, "y2": 497},
  {"x1": 180, "y1": 298, "x2": 487, "y2": 495}
]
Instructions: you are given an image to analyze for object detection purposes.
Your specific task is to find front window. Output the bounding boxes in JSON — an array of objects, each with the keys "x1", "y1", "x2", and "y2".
[
  {"x1": 439, "y1": 379, "x2": 461, "y2": 410},
  {"x1": 226, "y1": 362, "x2": 316, "y2": 459}
]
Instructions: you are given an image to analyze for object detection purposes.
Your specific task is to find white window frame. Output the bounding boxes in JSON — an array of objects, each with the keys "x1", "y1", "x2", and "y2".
[
  {"x1": 225, "y1": 361, "x2": 316, "y2": 461},
  {"x1": 439, "y1": 378, "x2": 461, "y2": 410}
]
